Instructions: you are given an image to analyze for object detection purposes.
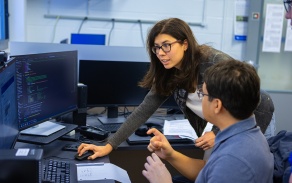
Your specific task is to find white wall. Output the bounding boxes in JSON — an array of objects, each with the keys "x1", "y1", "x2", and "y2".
[
  {"x1": 8, "y1": 0, "x2": 26, "y2": 42},
  {"x1": 269, "y1": 92, "x2": 292, "y2": 134},
  {"x1": 9, "y1": 0, "x2": 246, "y2": 60}
]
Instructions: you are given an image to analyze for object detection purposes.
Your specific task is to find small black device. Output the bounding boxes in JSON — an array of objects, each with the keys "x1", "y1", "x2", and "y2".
[
  {"x1": 75, "y1": 150, "x2": 94, "y2": 161},
  {"x1": 62, "y1": 143, "x2": 81, "y2": 152},
  {"x1": 77, "y1": 126, "x2": 110, "y2": 141},
  {"x1": 61, "y1": 141, "x2": 92, "y2": 152},
  {"x1": 60, "y1": 132, "x2": 80, "y2": 142},
  {"x1": 0, "y1": 51, "x2": 8, "y2": 66}
]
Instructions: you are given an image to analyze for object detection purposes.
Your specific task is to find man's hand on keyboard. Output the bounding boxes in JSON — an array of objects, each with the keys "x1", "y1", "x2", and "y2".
[{"x1": 77, "y1": 143, "x2": 114, "y2": 160}]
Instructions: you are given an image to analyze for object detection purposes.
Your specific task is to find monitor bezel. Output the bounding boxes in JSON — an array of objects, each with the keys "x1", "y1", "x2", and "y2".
[
  {"x1": 78, "y1": 59, "x2": 179, "y2": 111},
  {"x1": 12, "y1": 50, "x2": 79, "y2": 131},
  {"x1": 0, "y1": 58, "x2": 19, "y2": 149}
]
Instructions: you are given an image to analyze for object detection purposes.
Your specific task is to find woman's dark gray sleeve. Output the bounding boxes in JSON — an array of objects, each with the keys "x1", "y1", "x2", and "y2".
[{"x1": 107, "y1": 89, "x2": 167, "y2": 149}]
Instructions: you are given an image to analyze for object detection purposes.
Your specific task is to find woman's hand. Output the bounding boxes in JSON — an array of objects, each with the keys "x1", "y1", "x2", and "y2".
[
  {"x1": 195, "y1": 131, "x2": 215, "y2": 150},
  {"x1": 77, "y1": 143, "x2": 113, "y2": 160}
]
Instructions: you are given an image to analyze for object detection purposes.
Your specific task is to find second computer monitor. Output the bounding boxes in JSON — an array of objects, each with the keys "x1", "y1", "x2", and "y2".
[{"x1": 79, "y1": 60, "x2": 179, "y2": 123}]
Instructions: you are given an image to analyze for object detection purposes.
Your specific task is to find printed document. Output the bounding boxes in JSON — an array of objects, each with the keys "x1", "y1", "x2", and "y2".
[
  {"x1": 77, "y1": 163, "x2": 131, "y2": 183},
  {"x1": 163, "y1": 119, "x2": 213, "y2": 140}
]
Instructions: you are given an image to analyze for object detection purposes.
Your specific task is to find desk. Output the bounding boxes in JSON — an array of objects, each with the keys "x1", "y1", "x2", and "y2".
[
  {"x1": 15, "y1": 112, "x2": 204, "y2": 183},
  {"x1": 86, "y1": 114, "x2": 204, "y2": 183}
]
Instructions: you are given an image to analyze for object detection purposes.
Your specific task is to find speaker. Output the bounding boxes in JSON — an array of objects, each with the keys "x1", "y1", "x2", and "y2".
[
  {"x1": 0, "y1": 51, "x2": 8, "y2": 66},
  {"x1": 73, "y1": 83, "x2": 88, "y2": 126}
]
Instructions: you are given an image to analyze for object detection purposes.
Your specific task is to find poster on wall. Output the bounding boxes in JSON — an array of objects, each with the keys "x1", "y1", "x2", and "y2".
[
  {"x1": 234, "y1": 0, "x2": 249, "y2": 41},
  {"x1": 262, "y1": 4, "x2": 284, "y2": 52},
  {"x1": 284, "y1": 19, "x2": 292, "y2": 51}
]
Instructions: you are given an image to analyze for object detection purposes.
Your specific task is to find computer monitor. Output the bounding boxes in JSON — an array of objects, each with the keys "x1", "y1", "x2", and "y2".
[
  {"x1": 79, "y1": 60, "x2": 179, "y2": 124},
  {"x1": 12, "y1": 51, "x2": 78, "y2": 132},
  {"x1": 0, "y1": 58, "x2": 19, "y2": 149},
  {"x1": 0, "y1": 0, "x2": 9, "y2": 50},
  {"x1": 71, "y1": 33, "x2": 106, "y2": 45}
]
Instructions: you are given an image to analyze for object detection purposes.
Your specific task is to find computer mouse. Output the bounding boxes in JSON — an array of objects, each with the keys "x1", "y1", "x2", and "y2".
[
  {"x1": 135, "y1": 125, "x2": 149, "y2": 136},
  {"x1": 146, "y1": 122, "x2": 163, "y2": 133},
  {"x1": 135, "y1": 123, "x2": 163, "y2": 136},
  {"x1": 74, "y1": 150, "x2": 94, "y2": 161}
]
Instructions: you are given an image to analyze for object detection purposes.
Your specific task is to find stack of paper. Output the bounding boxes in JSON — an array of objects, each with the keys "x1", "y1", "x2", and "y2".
[
  {"x1": 77, "y1": 163, "x2": 131, "y2": 183},
  {"x1": 163, "y1": 119, "x2": 213, "y2": 140}
]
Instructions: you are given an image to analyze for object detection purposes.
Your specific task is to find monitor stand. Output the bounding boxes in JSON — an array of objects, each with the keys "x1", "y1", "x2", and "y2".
[
  {"x1": 20, "y1": 121, "x2": 65, "y2": 136},
  {"x1": 97, "y1": 116, "x2": 126, "y2": 124},
  {"x1": 17, "y1": 122, "x2": 78, "y2": 145},
  {"x1": 97, "y1": 106, "x2": 126, "y2": 124}
]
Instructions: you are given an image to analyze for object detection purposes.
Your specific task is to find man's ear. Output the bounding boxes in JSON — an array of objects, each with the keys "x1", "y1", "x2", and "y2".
[{"x1": 214, "y1": 99, "x2": 223, "y2": 114}]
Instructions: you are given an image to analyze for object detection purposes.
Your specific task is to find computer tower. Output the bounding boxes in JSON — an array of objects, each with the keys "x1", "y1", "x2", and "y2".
[
  {"x1": 0, "y1": 149, "x2": 43, "y2": 183},
  {"x1": 73, "y1": 83, "x2": 88, "y2": 126}
]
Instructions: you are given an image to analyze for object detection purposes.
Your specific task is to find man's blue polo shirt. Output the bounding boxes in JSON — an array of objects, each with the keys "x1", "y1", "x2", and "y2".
[{"x1": 196, "y1": 116, "x2": 274, "y2": 183}]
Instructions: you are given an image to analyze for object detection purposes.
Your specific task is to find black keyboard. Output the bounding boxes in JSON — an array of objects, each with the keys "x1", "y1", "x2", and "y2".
[
  {"x1": 43, "y1": 159, "x2": 73, "y2": 183},
  {"x1": 96, "y1": 123, "x2": 122, "y2": 133}
]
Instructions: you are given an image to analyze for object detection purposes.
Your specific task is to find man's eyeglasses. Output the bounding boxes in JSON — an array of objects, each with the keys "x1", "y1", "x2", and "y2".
[
  {"x1": 151, "y1": 40, "x2": 181, "y2": 54},
  {"x1": 284, "y1": 0, "x2": 292, "y2": 12},
  {"x1": 197, "y1": 90, "x2": 210, "y2": 100}
]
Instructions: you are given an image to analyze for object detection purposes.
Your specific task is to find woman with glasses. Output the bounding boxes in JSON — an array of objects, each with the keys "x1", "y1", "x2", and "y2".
[{"x1": 77, "y1": 18, "x2": 274, "y2": 166}]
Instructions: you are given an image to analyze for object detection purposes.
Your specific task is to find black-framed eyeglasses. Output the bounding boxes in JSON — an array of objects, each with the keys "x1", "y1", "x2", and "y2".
[
  {"x1": 151, "y1": 40, "x2": 181, "y2": 54},
  {"x1": 197, "y1": 91, "x2": 209, "y2": 100},
  {"x1": 196, "y1": 86, "x2": 210, "y2": 100},
  {"x1": 284, "y1": 0, "x2": 292, "y2": 12}
]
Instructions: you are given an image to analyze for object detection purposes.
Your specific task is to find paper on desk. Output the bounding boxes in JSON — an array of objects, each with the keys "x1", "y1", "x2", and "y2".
[
  {"x1": 163, "y1": 119, "x2": 213, "y2": 140},
  {"x1": 76, "y1": 163, "x2": 131, "y2": 183}
]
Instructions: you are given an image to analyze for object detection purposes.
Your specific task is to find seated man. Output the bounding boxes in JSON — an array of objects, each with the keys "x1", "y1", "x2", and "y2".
[{"x1": 143, "y1": 59, "x2": 274, "y2": 183}]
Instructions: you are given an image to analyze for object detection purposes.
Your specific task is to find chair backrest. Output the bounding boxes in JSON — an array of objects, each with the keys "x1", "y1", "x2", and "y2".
[{"x1": 254, "y1": 89, "x2": 275, "y2": 133}]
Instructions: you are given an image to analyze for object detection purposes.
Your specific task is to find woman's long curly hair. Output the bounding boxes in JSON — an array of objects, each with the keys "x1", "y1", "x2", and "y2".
[{"x1": 139, "y1": 18, "x2": 207, "y2": 96}]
